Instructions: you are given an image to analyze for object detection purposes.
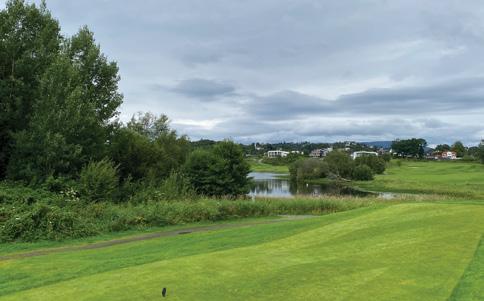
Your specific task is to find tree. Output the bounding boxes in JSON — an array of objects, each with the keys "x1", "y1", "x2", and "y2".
[
  {"x1": 324, "y1": 151, "x2": 354, "y2": 179},
  {"x1": 477, "y1": 146, "x2": 484, "y2": 164},
  {"x1": 355, "y1": 156, "x2": 386, "y2": 174},
  {"x1": 289, "y1": 159, "x2": 329, "y2": 182},
  {"x1": 110, "y1": 113, "x2": 190, "y2": 182},
  {"x1": 435, "y1": 144, "x2": 451, "y2": 152},
  {"x1": 451, "y1": 141, "x2": 466, "y2": 158},
  {"x1": 0, "y1": 0, "x2": 61, "y2": 178},
  {"x1": 7, "y1": 27, "x2": 122, "y2": 182},
  {"x1": 391, "y1": 138, "x2": 427, "y2": 158},
  {"x1": 183, "y1": 141, "x2": 251, "y2": 197},
  {"x1": 352, "y1": 165, "x2": 374, "y2": 181}
]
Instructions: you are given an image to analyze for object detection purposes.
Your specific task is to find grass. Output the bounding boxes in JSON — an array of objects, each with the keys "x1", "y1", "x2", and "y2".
[
  {"x1": 248, "y1": 159, "x2": 289, "y2": 173},
  {"x1": 355, "y1": 160, "x2": 484, "y2": 199},
  {"x1": 0, "y1": 216, "x2": 283, "y2": 256},
  {"x1": 1, "y1": 202, "x2": 483, "y2": 300}
]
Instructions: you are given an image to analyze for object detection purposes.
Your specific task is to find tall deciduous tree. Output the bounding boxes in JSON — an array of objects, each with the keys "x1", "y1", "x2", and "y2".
[
  {"x1": 391, "y1": 138, "x2": 427, "y2": 158},
  {"x1": 0, "y1": 0, "x2": 61, "y2": 178},
  {"x1": 3, "y1": 1, "x2": 123, "y2": 182},
  {"x1": 451, "y1": 141, "x2": 466, "y2": 158}
]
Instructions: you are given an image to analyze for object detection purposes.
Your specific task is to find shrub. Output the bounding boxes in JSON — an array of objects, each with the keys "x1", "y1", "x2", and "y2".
[
  {"x1": 324, "y1": 151, "x2": 355, "y2": 179},
  {"x1": 289, "y1": 159, "x2": 329, "y2": 182},
  {"x1": 0, "y1": 203, "x2": 95, "y2": 242},
  {"x1": 79, "y1": 159, "x2": 119, "y2": 202},
  {"x1": 352, "y1": 165, "x2": 374, "y2": 181},
  {"x1": 354, "y1": 156, "x2": 386, "y2": 174},
  {"x1": 381, "y1": 153, "x2": 392, "y2": 162},
  {"x1": 183, "y1": 141, "x2": 251, "y2": 197},
  {"x1": 159, "y1": 171, "x2": 195, "y2": 201}
]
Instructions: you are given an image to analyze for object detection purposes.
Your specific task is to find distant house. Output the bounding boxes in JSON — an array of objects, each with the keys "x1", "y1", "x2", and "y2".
[
  {"x1": 309, "y1": 148, "x2": 333, "y2": 158},
  {"x1": 434, "y1": 151, "x2": 457, "y2": 160},
  {"x1": 351, "y1": 151, "x2": 378, "y2": 160},
  {"x1": 266, "y1": 150, "x2": 290, "y2": 158}
]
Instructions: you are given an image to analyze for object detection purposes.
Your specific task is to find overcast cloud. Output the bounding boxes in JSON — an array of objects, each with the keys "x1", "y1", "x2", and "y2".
[{"x1": 3, "y1": 0, "x2": 484, "y2": 144}]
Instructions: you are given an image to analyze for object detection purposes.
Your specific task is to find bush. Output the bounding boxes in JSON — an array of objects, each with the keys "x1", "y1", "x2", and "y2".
[
  {"x1": 0, "y1": 180, "x2": 373, "y2": 242},
  {"x1": 0, "y1": 203, "x2": 95, "y2": 242},
  {"x1": 158, "y1": 171, "x2": 196, "y2": 201},
  {"x1": 354, "y1": 156, "x2": 386, "y2": 174},
  {"x1": 352, "y1": 165, "x2": 374, "y2": 181},
  {"x1": 128, "y1": 172, "x2": 196, "y2": 204},
  {"x1": 79, "y1": 159, "x2": 119, "y2": 202},
  {"x1": 324, "y1": 151, "x2": 355, "y2": 179},
  {"x1": 183, "y1": 141, "x2": 251, "y2": 197},
  {"x1": 289, "y1": 158, "x2": 329, "y2": 182},
  {"x1": 381, "y1": 153, "x2": 392, "y2": 162}
]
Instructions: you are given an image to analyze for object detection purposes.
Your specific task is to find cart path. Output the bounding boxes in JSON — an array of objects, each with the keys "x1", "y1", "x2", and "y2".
[{"x1": 0, "y1": 215, "x2": 316, "y2": 261}]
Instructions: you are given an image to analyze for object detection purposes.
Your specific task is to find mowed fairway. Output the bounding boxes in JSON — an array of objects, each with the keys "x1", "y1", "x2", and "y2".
[{"x1": 1, "y1": 203, "x2": 483, "y2": 301}]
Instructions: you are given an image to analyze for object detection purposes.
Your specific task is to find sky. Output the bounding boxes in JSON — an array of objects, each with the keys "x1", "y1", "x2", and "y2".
[{"x1": 3, "y1": 0, "x2": 484, "y2": 145}]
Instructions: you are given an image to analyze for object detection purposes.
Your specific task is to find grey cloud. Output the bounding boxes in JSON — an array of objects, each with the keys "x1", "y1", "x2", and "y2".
[
  {"x1": 15, "y1": 0, "x2": 484, "y2": 144},
  {"x1": 169, "y1": 78, "x2": 236, "y2": 99},
  {"x1": 244, "y1": 77, "x2": 484, "y2": 119}
]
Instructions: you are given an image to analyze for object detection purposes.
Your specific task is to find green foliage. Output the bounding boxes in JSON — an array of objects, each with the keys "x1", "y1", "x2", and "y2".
[
  {"x1": 0, "y1": 181, "x2": 368, "y2": 242},
  {"x1": 435, "y1": 144, "x2": 451, "y2": 152},
  {"x1": 451, "y1": 141, "x2": 466, "y2": 158},
  {"x1": 289, "y1": 159, "x2": 329, "y2": 182},
  {"x1": 0, "y1": 1, "x2": 122, "y2": 183},
  {"x1": 128, "y1": 172, "x2": 196, "y2": 204},
  {"x1": 1, "y1": 203, "x2": 95, "y2": 242},
  {"x1": 158, "y1": 171, "x2": 195, "y2": 201},
  {"x1": 110, "y1": 113, "x2": 190, "y2": 182},
  {"x1": 183, "y1": 141, "x2": 251, "y2": 197},
  {"x1": 354, "y1": 156, "x2": 386, "y2": 174},
  {"x1": 324, "y1": 151, "x2": 355, "y2": 179},
  {"x1": 381, "y1": 153, "x2": 392, "y2": 162},
  {"x1": 352, "y1": 164, "x2": 374, "y2": 181},
  {"x1": 478, "y1": 146, "x2": 484, "y2": 164},
  {"x1": 0, "y1": 0, "x2": 61, "y2": 179},
  {"x1": 391, "y1": 138, "x2": 427, "y2": 158},
  {"x1": 79, "y1": 159, "x2": 119, "y2": 202}
]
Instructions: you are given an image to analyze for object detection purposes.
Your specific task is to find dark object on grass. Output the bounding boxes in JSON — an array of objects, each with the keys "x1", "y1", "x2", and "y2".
[{"x1": 162, "y1": 287, "x2": 167, "y2": 297}]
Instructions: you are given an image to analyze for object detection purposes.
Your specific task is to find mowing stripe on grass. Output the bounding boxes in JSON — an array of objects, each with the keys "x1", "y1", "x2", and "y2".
[
  {"x1": 448, "y1": 235, "x2": 484, "y2": 301},
  {"x1": 0, "y1": 215, "x2": 315, "y2": 261},
  {"x1": 0, "y1": 203, "x2": 482, "y2": 301}
]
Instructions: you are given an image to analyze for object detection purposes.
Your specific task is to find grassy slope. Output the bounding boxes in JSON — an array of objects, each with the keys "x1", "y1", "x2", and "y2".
[
  {"x1": 249, "y1": 160, "x2": 289, "y2": 173},
  {"x1": 355, "y1": 160, "x2": 484, "y2": 199},
  {"x1": 1, "y1": 203, "x2": 483, "y2": 301}
]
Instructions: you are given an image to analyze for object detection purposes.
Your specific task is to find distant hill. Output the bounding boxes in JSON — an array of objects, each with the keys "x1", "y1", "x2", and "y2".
[{"x1": 361, "y1": 141, "x2": 393, "y2": 149}]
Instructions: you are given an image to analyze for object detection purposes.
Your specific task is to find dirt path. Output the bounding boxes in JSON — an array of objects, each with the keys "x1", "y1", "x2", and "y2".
[{"x1": 0, "y1": 215, "x2": 315, "y2": 261}]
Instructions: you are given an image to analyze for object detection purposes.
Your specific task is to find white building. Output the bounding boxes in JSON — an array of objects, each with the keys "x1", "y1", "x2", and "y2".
[
  {"x1": 351, "y1": 151, "x2": 378, "y2": 160},
  {"x1": 437, "y1": 151, "x2": 457, "y2": 160},
  {"x1": 266, "y1": 150, "x2": 290, "y2": 158}
]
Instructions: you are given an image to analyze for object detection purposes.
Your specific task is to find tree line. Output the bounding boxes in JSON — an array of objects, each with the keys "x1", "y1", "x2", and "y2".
[{"x1": 0, "y1": 0, "x2": 250, "y2": 201}]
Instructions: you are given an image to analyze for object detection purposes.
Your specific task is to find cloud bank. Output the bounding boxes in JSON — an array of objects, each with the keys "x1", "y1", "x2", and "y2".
[{"x1": 4, "y1": 0, "x2": 484, "y2": 144}]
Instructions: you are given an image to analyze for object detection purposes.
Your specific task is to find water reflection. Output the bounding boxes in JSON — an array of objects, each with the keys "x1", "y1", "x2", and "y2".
[{"x1": 249, "y1": 172, "x2": 371, "y2": 198}]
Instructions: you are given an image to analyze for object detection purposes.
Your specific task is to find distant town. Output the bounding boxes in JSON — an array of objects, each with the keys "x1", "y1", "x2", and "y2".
[{"x1": 192, "y1": 138, "x2": 484, "y2": 161}]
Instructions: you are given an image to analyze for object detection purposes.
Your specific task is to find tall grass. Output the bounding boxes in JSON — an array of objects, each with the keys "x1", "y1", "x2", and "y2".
[{"x1": 0, "y1": 194, "x2": 372, "y2": 242}]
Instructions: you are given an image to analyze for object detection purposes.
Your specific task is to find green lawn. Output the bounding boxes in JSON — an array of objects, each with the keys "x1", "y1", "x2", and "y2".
[
  {"x1": 1, "y1": 203, "x2": 483, "y2": 300},
  {"x1": 355, "y1": 160, "x2": 484, "y2": 199},
  {"x1": 248, "y1": 159, "x2": 289, "y2": 173}
]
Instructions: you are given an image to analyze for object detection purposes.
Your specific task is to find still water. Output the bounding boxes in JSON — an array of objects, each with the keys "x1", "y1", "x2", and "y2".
[{"x1": 248, "y1": 172, "x2": 371, "y2": 198}]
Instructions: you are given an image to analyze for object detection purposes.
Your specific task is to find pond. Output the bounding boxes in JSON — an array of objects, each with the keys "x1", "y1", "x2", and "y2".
[{"x1": 248, "y1": 172, "x2": 373, "y2": 198}]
